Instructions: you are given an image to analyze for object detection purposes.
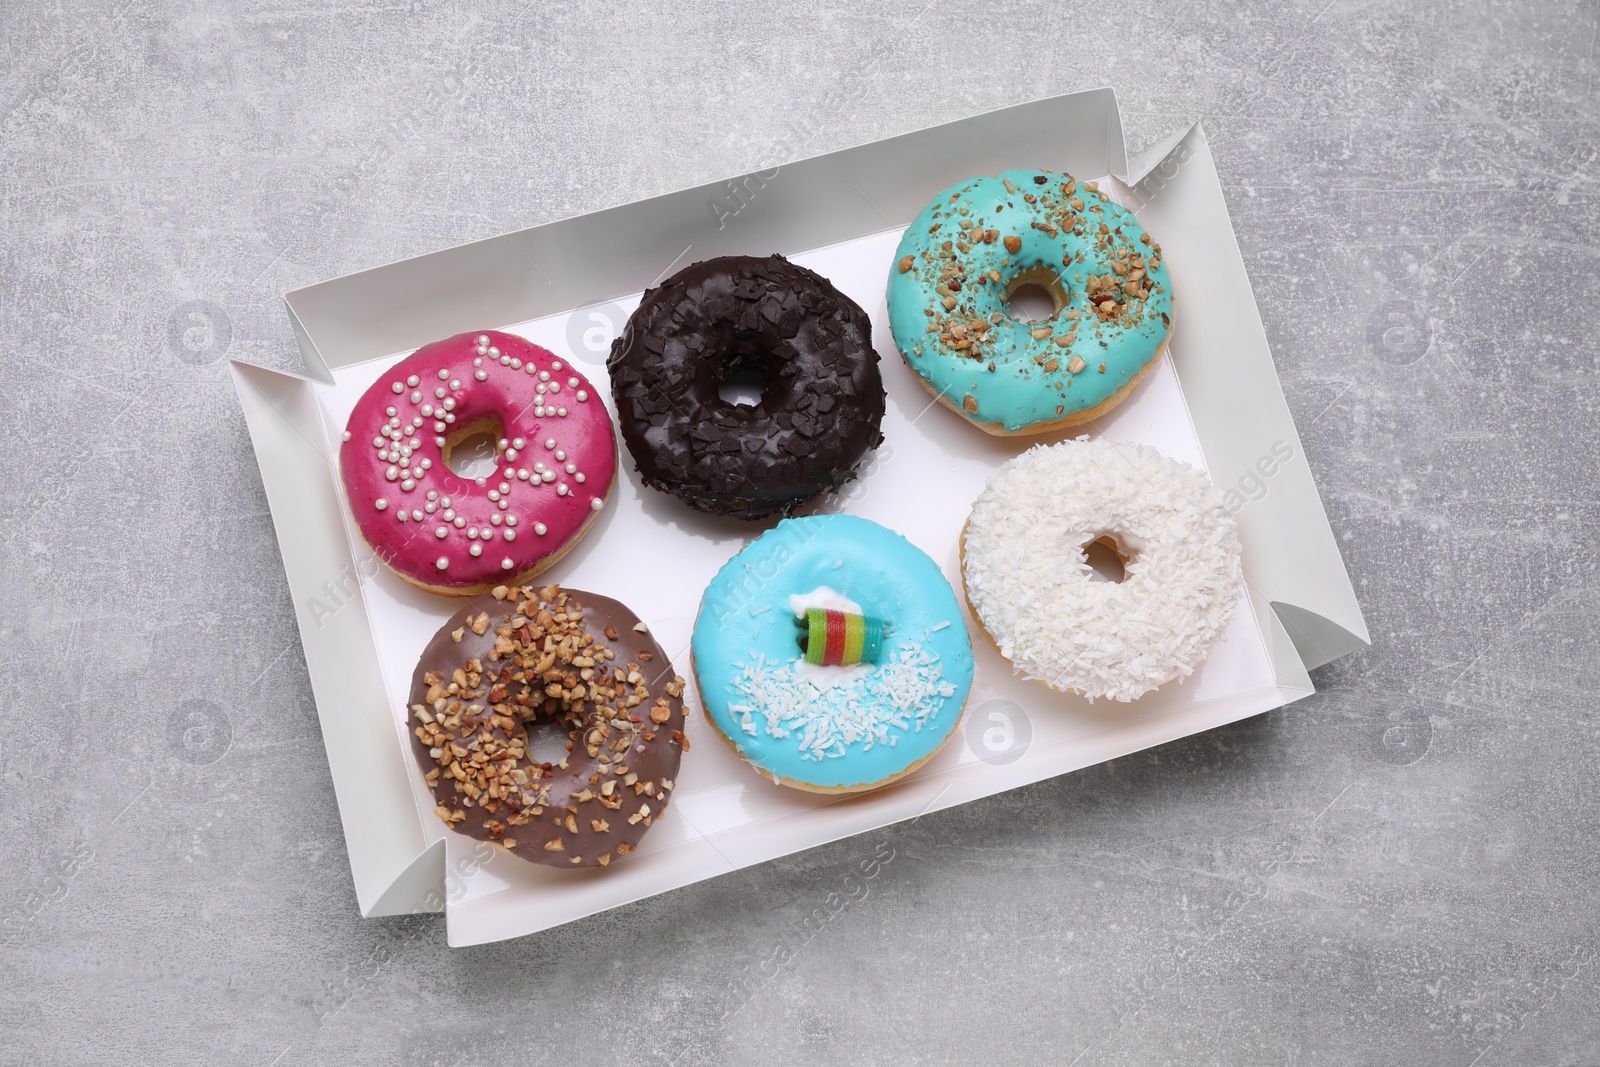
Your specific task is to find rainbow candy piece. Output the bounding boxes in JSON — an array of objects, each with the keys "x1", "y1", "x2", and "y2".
[{"x1": 796, "y1": 609, "x2": 886, "y2": 666}]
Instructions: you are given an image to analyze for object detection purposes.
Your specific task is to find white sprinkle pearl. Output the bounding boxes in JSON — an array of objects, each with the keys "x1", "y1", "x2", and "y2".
[
  {"x1": 544, "y1": 438, "x2": 556, "y2": 449},
  {"x1": 591, "y1": 497, "x2": 604, "y2": 511},
  {"x1": 342, "y1": 431, "x2": 352, "y2": 442},
  {"x1": 476, "y1": 335, "x2": 489, "y2": 346},
  {"x1": 567, "y1": 377, "x2": 579, "y2": 387},
  {"x1": 575, "y1": 473, "x2": 586, "y2": 483},
  {"x1": 469, "y1": 544, "x2": 482, "y2": 557},
  {"x1": 501, "y1": 558, "x2": 514, "y2": 570},
  {"x1": 391, "y1": 382, "x2": 403, "y2": 394},
  {"x1": 505, "y1": 515, "x2": 518, "y2": 527},
  {"x1": 438, "y1": 369, "x2": 449, "y2": 380},
  {"x1": 385, "y1": 466, "x2": 399, "y2": 481},
  {"x1": 375, "y1": 498, "x2": 388, "y2": 511},
  {"x1": 552, "y1": 361, "x2": 563, "y2": 371},
  {"x1": 577, "y1": 390, "x2": 588, "y2": 401},
  {"x1": 474, "y1": 370, "x2": 487, "y2": 381},
  {"x1": 504, "y1": 529, "x2": 516, "y2": 541},
  {"x1": 435, "y1": 527, "x2": 448, "y2": 539},
  {"x1": 436, "y1": 557, "x2": 449, "y2": 570},
  {"x1": 407, "y1": 374, "x2": 420, "y2": 387},
  {"x1": 401, "y1": 478, "x2": 416, "y2": 491},
  {"x1": 534, "y1": 522, "x2": 547, "y2": 536}
]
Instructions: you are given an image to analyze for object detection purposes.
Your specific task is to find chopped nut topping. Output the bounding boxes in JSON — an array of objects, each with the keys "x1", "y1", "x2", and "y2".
[{"x1": 411, "y1": 584, "x2": 684, "y2": 870}]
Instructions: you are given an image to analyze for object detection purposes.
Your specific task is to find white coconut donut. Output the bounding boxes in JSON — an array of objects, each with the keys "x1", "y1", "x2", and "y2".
[{"x1": 960, "y1": 438, "x2": 1243, "y2": 702}]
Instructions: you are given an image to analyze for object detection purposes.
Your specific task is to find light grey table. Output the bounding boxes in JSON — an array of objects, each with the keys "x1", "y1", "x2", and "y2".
[{"x1": 3, "y1": 1, "x2": 1596, "y2": 1063}]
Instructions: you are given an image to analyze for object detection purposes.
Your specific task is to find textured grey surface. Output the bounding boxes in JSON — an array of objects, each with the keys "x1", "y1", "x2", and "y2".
[{"x1": 2, "y1": 0, "x2": 1598, "y2": 1063}]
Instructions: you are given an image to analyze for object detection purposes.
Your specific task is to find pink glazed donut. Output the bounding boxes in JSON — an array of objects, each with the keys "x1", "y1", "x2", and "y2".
[{"x1": 339, "y1": 330, "x2": 618, "y2": 596}]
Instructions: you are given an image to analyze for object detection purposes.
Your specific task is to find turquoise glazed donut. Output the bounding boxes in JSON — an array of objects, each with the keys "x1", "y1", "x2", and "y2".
[
  {"x1": 886, "y1": 170, "x2": 1174, "y2": 435},
  {"x1": 691, "y1": 514, "x2": 974, "y2": 794}
]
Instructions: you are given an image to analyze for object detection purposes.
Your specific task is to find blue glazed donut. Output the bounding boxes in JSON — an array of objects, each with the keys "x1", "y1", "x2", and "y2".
[
  {"x1": 886, "y1": 170, "x2": 1174, "y2": 435},
  {"x1": 691, "y1": 515, "x2": 974, "y2": 794}
]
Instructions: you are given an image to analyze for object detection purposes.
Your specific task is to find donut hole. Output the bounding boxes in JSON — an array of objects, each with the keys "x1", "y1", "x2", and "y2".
[
  {"x1": 1005, "y1": 266, "x2": 1070, "y2": 323},
  {"x1": 522, "y1": 714, "x2": 575, "y2": 767},
  {"x1": 716, "y1": 353, "x2": 771, "y2": 409},
  {"x1": 1081, "y1": 535, "x2": 1132, "y2": 584},
  {"x1": 443, "y1": 416, "x2": 504, "y2": 480}
]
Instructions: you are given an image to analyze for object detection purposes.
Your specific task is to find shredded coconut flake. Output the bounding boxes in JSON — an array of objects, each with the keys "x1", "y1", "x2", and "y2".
[
  {"x1": 962, "y1": 438, "x2": 1243, "y2": 702},
  {"x1": 729, "y1": 639, "x2": 957, "y2": 761}
]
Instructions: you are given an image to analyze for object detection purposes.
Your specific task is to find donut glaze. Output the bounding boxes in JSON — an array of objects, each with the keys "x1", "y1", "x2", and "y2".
[
  {"x1": 407, "y1": 584, "x2": 689, "y2": 869},
  {"x1": 886, "y1": 171, "x2": 1174, "y2": 434},
  {"x1": 692, "y1": 515, "x2": 974, "y2": 793},
  {"x1": 340, "y1": 331, "x2": 617, "y2": 595},
  {"x1": 607, "y1": 255, "x2": 885, "y2": 519},
  {"x1": 961, "y1": 439, "x2": 1242, "y2": 702}
]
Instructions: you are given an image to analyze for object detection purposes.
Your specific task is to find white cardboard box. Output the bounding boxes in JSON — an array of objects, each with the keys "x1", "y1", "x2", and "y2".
[{"x1": 233, "y1": 88, "x2": 1368, "y2": 946}]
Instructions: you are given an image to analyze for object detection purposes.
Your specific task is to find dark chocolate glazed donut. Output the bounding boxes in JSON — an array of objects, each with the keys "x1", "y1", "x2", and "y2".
[
  {"x1": 607, "y1": 254, "x2": 885, "y2": 519},
  {"x1": 406, "y1": 584, "x2": 689, "y2": 869}
]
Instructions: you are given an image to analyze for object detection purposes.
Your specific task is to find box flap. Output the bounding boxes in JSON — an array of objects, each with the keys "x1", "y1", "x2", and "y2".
[
  {"x1": 1121, "y1": 124, "x2": 1370, "y2": 668},
  {"x1": 230, "y1": 361, "x2": 434, "y2": 915}
]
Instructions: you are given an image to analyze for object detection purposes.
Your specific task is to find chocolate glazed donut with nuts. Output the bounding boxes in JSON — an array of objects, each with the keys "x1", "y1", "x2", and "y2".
[
  {"x1": 406, "y1": 584, "x2": 690, "y2": 869},
  {"x1": 607, "y1": 254, "x2": 886, "y2": 520}
]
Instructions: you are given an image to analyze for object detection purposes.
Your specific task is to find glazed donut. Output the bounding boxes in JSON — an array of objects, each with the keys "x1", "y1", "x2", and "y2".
[
  {"x1": 961, "y1": 439, "x2": 1242, "y2": 702},
  {"x1": 692, "y1": 514, "x2": 974, "y2": 793},
  {"x1": 886, "y1": 170, "x2": 1174, "y2": 435},
  {"x1": 406, "y1": 584, "x2": 690, "y2": 868},
  {"x1": 340, "y1": 331, "x2": 617, "y2": 595},
  {"x1": 607, "y1": 254, "x2": 885, "y2": 520}
]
